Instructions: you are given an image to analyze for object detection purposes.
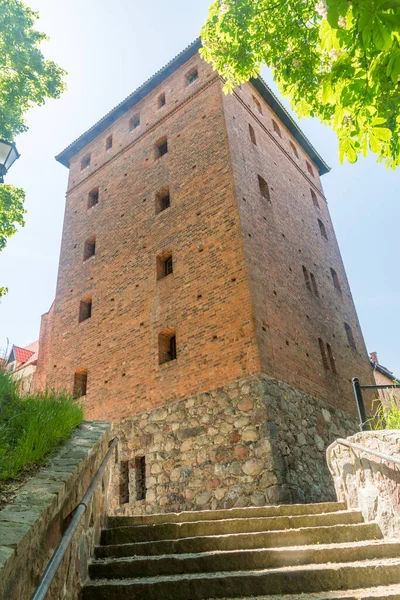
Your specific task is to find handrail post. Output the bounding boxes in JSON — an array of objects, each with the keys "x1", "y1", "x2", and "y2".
[{"x1": 352, "y1": 377, "x2": 369, "y2": 432}]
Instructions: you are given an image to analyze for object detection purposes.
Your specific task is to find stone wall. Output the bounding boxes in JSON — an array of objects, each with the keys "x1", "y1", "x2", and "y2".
[
  {"x1": 327, "y1": 430, "x2": 400, "y2": 538},
  {"x1": 0, "y1": 422, "x2": 112, "y2": 600},
  {"x1": 109, "y1": 374, "x2": 359, "y2": 515}
]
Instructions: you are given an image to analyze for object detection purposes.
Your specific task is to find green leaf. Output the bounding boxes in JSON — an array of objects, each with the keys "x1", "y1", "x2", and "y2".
[
  {"x1": 322, "y1": 78, "x2": 336, "y2": 103},
  {"x1": 369, "y1": 132, "x2": 383, "y2": 153},
  {"x1": 372, "y1": 19, "x2": 392, "y2": 50},
  {"x1": 326, "y1": 0, "x2": 348, "y2": 27},
  {"x1": 200, "y1": 0, "x2": 400, "y2": 168},
  {"x1": 371, "y1": 126, "x2": 392, "y2": 140},
  {"x1": 392, "y1": 52, "x2": 400, "y2": 82},
  {"x1": 333, "y1": 105, "x2": 345, "y2": 128},
  {"x1": 380, "y1": 0, "x2": 400, "y2": 10},
  {"x1": 339, "y1": 137, "x2": 358, "y2": 163},
  {"x1": 319, "y1": 19, "x2": 341, "y2": 50}
]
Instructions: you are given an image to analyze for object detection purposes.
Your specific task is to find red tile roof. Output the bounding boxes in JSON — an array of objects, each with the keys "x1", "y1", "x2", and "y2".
[{"x1": 13, "y1": 345, "x2": 35, "y2": 364}]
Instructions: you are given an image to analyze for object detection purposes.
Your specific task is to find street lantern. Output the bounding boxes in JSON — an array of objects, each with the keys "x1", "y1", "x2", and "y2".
[{"x1": 0, "y1": 140, "x2": 20, "y2": 183}]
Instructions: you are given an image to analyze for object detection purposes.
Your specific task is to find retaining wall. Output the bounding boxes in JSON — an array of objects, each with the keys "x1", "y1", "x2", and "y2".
[
  {"x1": 0, "y1": 421, "x2": 112, "y2": 600},
  {"x1": 327, "y1": 430, "x2": 400, "y2": 538}
]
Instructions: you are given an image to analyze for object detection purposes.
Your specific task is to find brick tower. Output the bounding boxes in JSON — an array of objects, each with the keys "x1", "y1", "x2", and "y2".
[{"x1": 34, "y1": 40, "x2": 374, "y2": 513}]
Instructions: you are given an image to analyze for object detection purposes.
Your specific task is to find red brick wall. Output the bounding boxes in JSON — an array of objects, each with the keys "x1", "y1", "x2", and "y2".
[
  {"x1": 36, "y1": 51, "x2": 374, "y2": 421},
  {"x1": 33, "y1": 302, "x2": 55, "y2": 391},
  {"x1": 222, "y1": 83, "x2": 375, "y2": 414},
  {"x1": 42, "y1": 58, "x2": 260, "y2": 421},
  {"x1": 372, "y1": 368, "x2": 400, "y2": 406}
]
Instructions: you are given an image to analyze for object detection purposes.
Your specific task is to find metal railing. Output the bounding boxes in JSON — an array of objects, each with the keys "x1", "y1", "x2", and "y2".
[
  {"x1": 31, "y1": 436, "x2": 118, "y2": 600},
  {"x1": 332, "y1": 437, "x2": 400, "y2": 468},
  {"x1": 352, "y1": 377, "x2": 400, "y2": 432}
]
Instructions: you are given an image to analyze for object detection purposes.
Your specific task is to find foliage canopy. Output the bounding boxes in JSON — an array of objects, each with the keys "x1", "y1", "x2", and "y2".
[
  {"x1": 200, "y1": 0, "x2": 400, "y2": 168},
  {"x1": 0, "y1": 0, "x2": 66, "y2": 295}
]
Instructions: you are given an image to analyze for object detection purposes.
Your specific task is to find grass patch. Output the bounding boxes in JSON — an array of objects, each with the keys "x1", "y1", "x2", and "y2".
[
  {"x1": 0, "y1": 369, "x2": 83, "y2": 481},
  {"x1": 370, "y1": 394, "x2": 400, "y2": 430}
]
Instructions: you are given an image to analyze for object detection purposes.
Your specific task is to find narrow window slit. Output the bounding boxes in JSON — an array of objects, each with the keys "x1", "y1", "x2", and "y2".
[{"x1": 135, "y1": 456, "x2": 146, "y2": 501}]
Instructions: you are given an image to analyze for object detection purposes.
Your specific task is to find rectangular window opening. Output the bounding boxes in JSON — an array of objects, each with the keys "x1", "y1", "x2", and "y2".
[
  {"x1": 290, "y1": 141, "x2": 299, "y2": 158},
  {"x1": 135, "y1": 456, "x2": 146, "y2": 501},
  {"x1": 88, "y1": 188, "x2": 99, "y2": 209},
  {"x1": 106, "y1": 135, "x2": 113, "y2": 150},
  {"x1": 318, "y1": 338, "x2": 329, "y2": 371},
  {"x1": 119, "y1": 460, "x2": 130, "y2": 505},
  {"x1": 311, "y1": 188, "x2": 320, "y2": 209},
  {"x1": 130, "y1": 114, "x2": 140, "y2": 130},
  {"x1": 249, "y1": 123, "x2": 257, "y2": 145},
  {"x1": 272, "y1": 120, "x2": 282, "y2": 138},
  {"x1": 186, "y1": 68, "x2": 199, "y2": 85},
  {"x1": 79, "y1": 297, "x2": 92, "y2": 323},
  {"x1": 344, "y1": 322, "x2": 357, "y2": 351},
  {"x1": 83, "y1": 236, "x2": 96, "y2": 261},
  {"x1": 331, "y1": 267, "x2": 342, "y2": 293},
  {"x1": 158, "y1": 93, "x2": 166, "y2": 108},
  {"x1": 318, "y1": 219, "x2": 328, "y2": 240},
  {"x1": 164, "y1": 256, "x2": 173, "y2": 276},
  {"x1": 155, "y1": 187, "x2": 170, "y2": 214},
  {"x1": 155, "y1": 137, "x2": 168, "y2": 159},
  {"x1": 302, "y1": 266, "x2": 311, "y2": 292},
  {"x1": 157, "y1": 252, "x2": 173, "y2": 280},
  {"x1": 258, "y1": 175, "x2": 270, "y2": 202},
  {"x1": 80, "y1": 155, "x2": 91, "y2": 171},
  {"x1": 306, "y1": 160, "x2": 314, "y2": 177},
  {"x1": 73, "y1": 369, "x2": 87, "y2": 398},
  {"x1": 327, "y1": 343, "x2": 337, "y2": 374},
  {"x1": 159, "y1": 328, "x2": 177, "y2": 364},
  {"x1": 252, "y1": 95, "x2": 262, "y2": 114},
  {"x1": 310, "y1": 272, "x2": 320, "y2": 298}
]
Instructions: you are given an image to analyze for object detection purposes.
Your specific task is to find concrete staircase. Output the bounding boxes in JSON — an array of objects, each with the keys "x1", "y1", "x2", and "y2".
[{"x1": 83, "y1": 502, "x2": 400, "y2": 599}]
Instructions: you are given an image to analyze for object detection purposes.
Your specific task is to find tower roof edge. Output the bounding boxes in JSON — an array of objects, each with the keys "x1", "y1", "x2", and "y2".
[{"x1": 55, "y1": 38, "x2": 329, "y2": 175}]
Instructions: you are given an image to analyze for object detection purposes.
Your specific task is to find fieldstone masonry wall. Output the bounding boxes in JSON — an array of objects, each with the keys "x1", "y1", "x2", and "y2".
[
  {"x1": 0, "y1": 422, "x2": 112, "y2": 600},
  {"x1": 110, "y1": 374, "x2": 359, "y2": 515},
  {"x1": 328, "y1": 430, "x2": 400, "y2": 538}
]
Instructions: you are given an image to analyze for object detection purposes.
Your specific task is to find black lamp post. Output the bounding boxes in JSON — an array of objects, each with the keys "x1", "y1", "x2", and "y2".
[{"x1": 0, "y1": 139, "x2": 20, "y2": 183}]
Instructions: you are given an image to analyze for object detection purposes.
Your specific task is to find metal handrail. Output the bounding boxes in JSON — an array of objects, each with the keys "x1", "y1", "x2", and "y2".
[
  {"x1": 332, "y1": 437, "x2": 400, "y2": 468},
  {"x1": 31, "y1": 436, "x2": 118, "y2": 600}
]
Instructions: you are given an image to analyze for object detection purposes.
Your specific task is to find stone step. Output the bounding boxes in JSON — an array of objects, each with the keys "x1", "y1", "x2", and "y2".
[
  {"x1": 95, "y1": 522, "x2": 382, "y2": 558},
  {"x1": 89, "y1": 540, "x2": 400, "y2": 579},
  {"x1": 219, "y1": 583, "x2": 400, "y2": 599},
  {"x1": 107, "y1": 502, "x2": 346, "y2": 528},
  {"x1": 82, "y1": 557, "x2": 400, "y2": 600},
  {"x1": 101, "y1": 510, "x2": 363, "y2": 545}
]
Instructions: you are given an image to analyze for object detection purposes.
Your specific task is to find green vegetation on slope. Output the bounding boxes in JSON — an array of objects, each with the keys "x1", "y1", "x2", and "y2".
[
  {"x1": 0, "y1": 370, "x2": 83, "y2": 480},
  {"x1": 372, "y1": 394, "x2": 400, "y2": 430}
]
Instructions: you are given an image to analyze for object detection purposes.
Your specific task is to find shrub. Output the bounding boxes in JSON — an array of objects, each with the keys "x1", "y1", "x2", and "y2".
[
  {"x1": 0, "y1": 370, "x2": 83, "y2": 481},
  {"x1": 370, "y1": 392, "x2": 400, "y2": 430}
]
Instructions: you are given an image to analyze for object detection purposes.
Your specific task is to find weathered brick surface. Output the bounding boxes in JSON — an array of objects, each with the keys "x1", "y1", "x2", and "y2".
[
  {"x1": 33, "y1": 50, "x2": 375, "y2": 510},
  {"x1": 38, "y1": 57, "x2": 261, "y2": 420},
  {"x1": 222, "y1": 84, "x2": 374, "y2": 414},
  {"x1": 33, "y1": 302, "x2": 55, "y2": 391}
]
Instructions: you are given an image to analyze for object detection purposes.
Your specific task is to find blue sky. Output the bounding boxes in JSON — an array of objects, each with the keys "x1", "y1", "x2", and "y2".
[{"x1": 0, "y1": 0, "x2": 399, "y2": 377}]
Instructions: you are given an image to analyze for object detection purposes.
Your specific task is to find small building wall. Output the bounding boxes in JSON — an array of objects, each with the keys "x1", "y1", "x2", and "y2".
[
  {"x1": 11, "y1": 363, "x2": 37, "y2": 394},
  {"x1": 372, "y1": 367, "x2": 400, "y2": 407},
  {"x1": 33, "y1": 302, "x2": 55, "y2": 391}
]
